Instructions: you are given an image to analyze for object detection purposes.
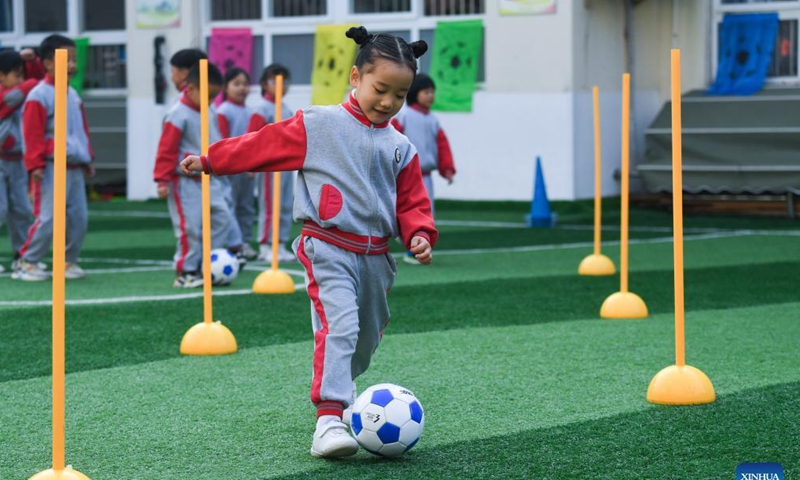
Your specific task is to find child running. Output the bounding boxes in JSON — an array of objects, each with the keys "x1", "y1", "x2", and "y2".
[
  {"x1": 392, "y1": 73, "x2": 456, "y2": 264},
  {"x1": 181, "y1": 26, "x2": 436, "y2": 458}
]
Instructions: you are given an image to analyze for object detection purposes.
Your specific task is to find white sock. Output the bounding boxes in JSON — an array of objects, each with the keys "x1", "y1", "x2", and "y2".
[{"x1": 316, "y1": 415, "x2": 340, "y2": 429}]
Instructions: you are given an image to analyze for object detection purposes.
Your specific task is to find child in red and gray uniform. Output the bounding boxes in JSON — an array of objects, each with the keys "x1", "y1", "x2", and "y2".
[
  {"x1": 392, "y1": 74, "x2": 455, "y2": 264},
  {"x1": 155, "y1": 62, "x2": 237, "y2": 287},
  {"x1": 16, "y1": 35, "x2": 94, "y2": 282},
  {"x1": 248, "y1": 63, "x2": 296, "y2": 264},
  {"x1": 182, "y1": 27, "x2": 434, "y2": 459},
  {"x1": 217, "y1": 67, "x2": 257, "y2": 260},
  {"x1": 0, "y1": 49, "x2": 42, "y2": 273}
]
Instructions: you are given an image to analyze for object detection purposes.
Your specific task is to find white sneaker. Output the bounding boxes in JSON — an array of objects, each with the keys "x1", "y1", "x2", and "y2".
[
  {"x1": 257, "y1": 244, "x2": 272, "y2": 263},
  {"x1": 65, "y1": 263, "x2": 87, "y2": 280},
  {"x1": 277, "y1": 245, "x2": 296, "y2": 263},
  {"x1": 310, "y1": 420, "x2": 359, "y2": 458},
  {"x1": 0, "y1": 263, "x2": 5, "y2": 273},
  {"x1": 241, "y1": 243, "x2": 258, "y2": 260},
  {"x1": 12, "y1": 260, "x2": 49, "y2": 282}
]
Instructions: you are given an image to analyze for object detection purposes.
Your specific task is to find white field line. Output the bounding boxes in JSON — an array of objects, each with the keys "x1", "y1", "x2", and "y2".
[
  {"x1": 0, "y1": 265, "x2": 308, "y2": 277},
  {"x1": 438, "y1": 219, "x2": 798, "y2": 235},
  {"x1": 89, "y1": 210, "x2": 171, "y2": 219},
  {"x1": 0, "y1": 283, "x2": 306, "y2": 307}
]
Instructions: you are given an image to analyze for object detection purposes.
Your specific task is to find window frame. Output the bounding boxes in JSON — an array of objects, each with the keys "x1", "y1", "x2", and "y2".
[
  {"x1": 713, "y1": 0, "x2": 800, "y2": 86},
  {"x1": 0, "y1": 0, "x2": 127, "y2": 95},
  {"x1": 205, "y1": 0, "x2": 486, "y2": 87}
]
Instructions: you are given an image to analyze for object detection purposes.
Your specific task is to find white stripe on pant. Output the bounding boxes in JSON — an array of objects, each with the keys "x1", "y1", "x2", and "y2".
[{"x1": 294, "y1": 235, "x2": 397, "y2": 409}]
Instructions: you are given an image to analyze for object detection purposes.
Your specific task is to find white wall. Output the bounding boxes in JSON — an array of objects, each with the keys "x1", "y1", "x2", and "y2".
[{"x1": 126, "y1": 0, "x2": 203, "y2": 200}]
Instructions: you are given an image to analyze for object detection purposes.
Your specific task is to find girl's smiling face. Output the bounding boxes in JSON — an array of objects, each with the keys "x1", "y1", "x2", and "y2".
[
  {"x1": 225, "y1": 73, "x2": 250, "y2": 104},
  {"x1": 350, "y1": 58, "x2": 414, "y2": 125}
]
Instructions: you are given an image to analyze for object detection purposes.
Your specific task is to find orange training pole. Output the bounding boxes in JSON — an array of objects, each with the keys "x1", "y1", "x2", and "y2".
[
  {"x1": 620, "y1": 74, "x2": 630, "y2": 293},
  {"x1": 671, "y1": 50, "x2": 686, "y2": 367},
  {"x1": 29, "y1": 47, "x2": 91, "y2": 480},
  {"x1": 179, "y1": 59, "x2": 237, "y2": 355},
  {"x1": 270, "y1": 74, "x2": 284, "y2": 271},
  {"x1": 200, "y1": 59, "x2": 213, "y2": 325},
  {"x1": 645, "y1": 49, "x2": 714, "y2": 405},
  {"x1": 592, "y1": 86, "x2": 602, "y2": 256},
  {"x1": 52, "y1": 47, "x2": 67, "y2": 474}
]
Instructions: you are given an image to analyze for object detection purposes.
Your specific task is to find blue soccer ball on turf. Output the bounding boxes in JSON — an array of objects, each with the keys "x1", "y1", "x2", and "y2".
[
  {"x1": 209, "y1": 248, "x2": 239, "y2": 285},
  {"x1": 351, "y1": 383, "x2": 425, "y2": 457}
]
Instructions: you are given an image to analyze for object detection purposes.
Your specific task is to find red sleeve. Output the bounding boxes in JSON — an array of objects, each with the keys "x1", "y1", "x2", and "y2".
[
  {"x1": 80, "y1": 103, "x2": 94, "y2": 159},
  {"x1": 218, "y1": 113, "x2": 230, "y2": 138},
  {"x1": 22, "y1": 100, "x2": 48, "y2": 172},
  {"x1": 247, "y1": 112, "x2": 267, "y2": 133},
  {"x1": 153, "y1": 122, "x2": 183, "y2": 184},
  {"x1": 204, "y1": 111, "x2": 307, "y2": 175},
  {"x1": 436, "y1": 128, "x2": 455, "y2": 176},
  {"x1": 391, "y1": 117, "x2": 403, "y2": 133},
  {"x1": 0, "y1": 79, "x2": 38, "y2": 119},
  {"x1": 396, "y1": 154, "x2": 438, "y2": 249},
  {"x1": 25, "y1": 59, "x2": 45, "y2": 81}
]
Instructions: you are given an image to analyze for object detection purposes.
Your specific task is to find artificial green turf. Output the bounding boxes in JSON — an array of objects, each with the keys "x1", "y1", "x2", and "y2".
[{"x1": 1, "y1": 305, "x2": 798, "y2": 479}]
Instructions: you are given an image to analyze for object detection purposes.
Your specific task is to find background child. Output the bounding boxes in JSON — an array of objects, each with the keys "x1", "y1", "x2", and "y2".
[
  {"x1": 169, "y1": 49, "x2": 207, "y2": 92},
  {"x1": 217, "y1": 67, "x2": 257, "y2": 260},
  {"x1": 0, "y1": 49, "x2": 40, "y2": 273},
  {"x1": 154, "y1": 62, "x2": 237, "y2": 287},
  {"x1": 15, "y1": 35, "x2": 93, "y2": 282},
  {"x1": 181, "y1": 26, "x2": 435, "y2": 458},
  {"x1": 248, "y1": 63, "x2": 295, "y2": 264},
  {"x1": 392, "y1": 73, "x2": 455, "y2": 264}
]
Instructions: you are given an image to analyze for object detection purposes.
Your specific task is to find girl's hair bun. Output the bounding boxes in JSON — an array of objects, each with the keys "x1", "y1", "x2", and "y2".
[
  {"x1": 409, "y1": 40, "x2": 428, "y2": 59},
  {"x1": 346, "y1": 26, "x2": 372, "y2": 47}
]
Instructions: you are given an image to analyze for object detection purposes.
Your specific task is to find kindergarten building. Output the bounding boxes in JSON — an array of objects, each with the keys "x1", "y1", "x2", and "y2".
[{"x1": 0, "y1": 1, "x2": 796, "y2": 201}]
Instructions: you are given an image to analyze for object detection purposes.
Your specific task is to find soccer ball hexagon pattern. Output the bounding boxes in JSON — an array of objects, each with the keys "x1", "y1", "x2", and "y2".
[
  {"x1": 209, "y1": 248, "x2": 239, "y2": 285},
  {"x1": 350, "y1": 383, "x2": 425, "y2": 457}
]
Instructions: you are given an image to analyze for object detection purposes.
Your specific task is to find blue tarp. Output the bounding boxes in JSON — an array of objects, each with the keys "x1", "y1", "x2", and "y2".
[{"x1": 707, "y1": 13, "x2": 779, "y2": 96}]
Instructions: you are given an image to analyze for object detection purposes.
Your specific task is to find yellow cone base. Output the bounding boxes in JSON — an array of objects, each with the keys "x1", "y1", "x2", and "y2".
[
  {"x1": 578, "y1": 254, "x2": 616, "y2": 276},
  {"x1": 180, "y1": 321, "x2": 238, "y2": 356},
  {"x1": 647, "y1": 364, "x2": 716, "y2": 405},
  {"x1": 252, "y1": 269, "x2": 296, "y2": 294},
  {"x1": 29, "y1": 466, "x2": 91, "y2": 480},
  {"x1": 600, "y1": 291, "x2": 648, "y2": 319}
]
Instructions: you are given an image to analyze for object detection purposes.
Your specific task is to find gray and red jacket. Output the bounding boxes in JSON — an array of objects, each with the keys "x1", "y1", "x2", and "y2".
[
  {"x1": 392, "y1": 104, "x2": 455, "y2": 177},
  {"x1": 217, "y1": 99, "x2": 250, "y2": 138},
  {"x1": 22, "y1": 74, "x2": 93, "y2": 172},
  {"x1": 247, "y1": 92, "x2": 294, "y2": 132},
  {"x1": 0, "y1": 78, "x2": 38, "y2": 161},
  {"x1": 154, "y1": 92, "x2": 222, "y2": 185},
  {"x1": 201, "y1": 92, "x2": 437, "y2": 253}
]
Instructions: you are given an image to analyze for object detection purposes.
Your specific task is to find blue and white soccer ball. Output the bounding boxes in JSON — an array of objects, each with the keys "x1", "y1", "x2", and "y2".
[
  {"x1": 209, "y1": 248, "x2": 239, "y2": 285},
  {"x1": 351, "y1": 383, "x2": 425, "y2": 457}
]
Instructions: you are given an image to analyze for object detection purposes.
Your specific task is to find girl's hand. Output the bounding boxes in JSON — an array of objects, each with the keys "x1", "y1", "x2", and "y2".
[
  {"x1": 30, "y1": 168, "x2": 44, "y2": 184},
  {"x1": 156, "y1": 183, "x2": 169, "y2": 199},
  {"x1": 181, "y1": 155, "x2": 203, "y2": 175},
  {"x1": 410, "y1": 236, "x2": 432, "y2": 265}
]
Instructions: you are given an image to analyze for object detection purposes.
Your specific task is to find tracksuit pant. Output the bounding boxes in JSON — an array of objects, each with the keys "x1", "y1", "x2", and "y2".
[
  {"x1": 421, "y1": 173, "x2": 435, "y2": 217},
  {"x1": 258, "y1": 171, "x2": 294, "y2": 245},
  {"x1": 227, "y1": 172, "x2": 256, "y2": 244},
  {"x1": 0, "y1": 159, "x2": 32, "y2": 255},
  {"x1": 294, "y1": 235, "x2": 397, "y2": 415},
  {"x1": 167, "y1": 175, "x2": 234, "y2": 274},
  {"x1": 219, "y1": 176, "x2": 243, "y2": 249},
  {"x1": 20, "y1": 163, "x2": 87, "y2": 264}
]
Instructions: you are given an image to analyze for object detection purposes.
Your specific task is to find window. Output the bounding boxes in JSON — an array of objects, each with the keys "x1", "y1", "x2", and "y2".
[
  {"x1": 25, "y1": 0, "x2": 67, "y2": 32},
  {"x1": 271, "y1": 0, "x2": 326, "y2": 17},
  {"x1": 419, "y1": 28, "x2": 485, "y2": 81},
  {"x1": 250, "y1": 35, "x2": 264, "y2": 82},
  {"x1": 721, "y1": 0, "x2": 795, "y2": 4},
  {"x1": 0, "y1": 0, "x2": 12, "y2": 32},
  {"x1": 211, "y1": 0, "x2": 261, "y2": 21},
  {"x1": 770, "y1": 19, "x2": 798, "y2": 76},
  {"x1": 352, "y1": 0, "x2": 411, "y2": 14},
  {"x1": 84, "y1": 0, "x2": 125, "y2": 31},
  {"x1": 271, "y1": 34, "x2": 315, "y2": 84},
  {"x1": 424, "y1": 0, "x2": 484, "y2": 16},
  {"x1": 84, "y1": 45, "x2": 126, "y2": 89}
]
